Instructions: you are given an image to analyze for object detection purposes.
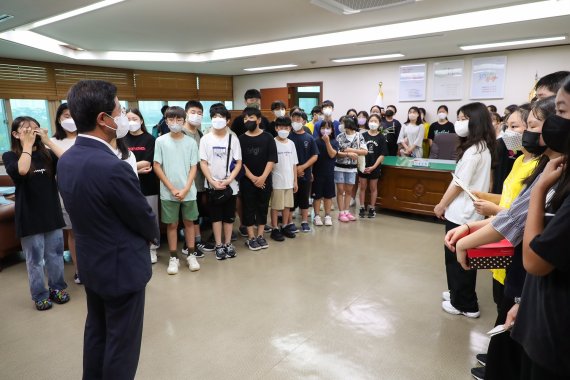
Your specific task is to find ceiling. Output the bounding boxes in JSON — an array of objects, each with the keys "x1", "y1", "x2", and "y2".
[{"x1": 0, "y1": 0, "x2": 569, "y2": 76}]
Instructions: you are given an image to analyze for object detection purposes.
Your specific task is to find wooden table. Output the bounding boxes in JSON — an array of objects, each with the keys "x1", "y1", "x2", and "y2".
[{"x1": 375, "y1": 157, "x2": 456, "y2": 216}]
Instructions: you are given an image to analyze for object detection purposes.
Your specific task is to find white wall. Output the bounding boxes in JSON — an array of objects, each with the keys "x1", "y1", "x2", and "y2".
[{"x1": 233, "y1": 45, "x2": 570, "y2": 122}]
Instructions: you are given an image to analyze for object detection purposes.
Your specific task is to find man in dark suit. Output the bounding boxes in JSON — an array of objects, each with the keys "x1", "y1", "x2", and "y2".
[{"x1": 58, "y1": 80, "x2": 159, "y2": 380}]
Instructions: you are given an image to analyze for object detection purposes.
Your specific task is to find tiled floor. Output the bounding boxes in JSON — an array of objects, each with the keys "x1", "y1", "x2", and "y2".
[{"x1": 0, "y1": 212, "x2": 495, "y2": 379}]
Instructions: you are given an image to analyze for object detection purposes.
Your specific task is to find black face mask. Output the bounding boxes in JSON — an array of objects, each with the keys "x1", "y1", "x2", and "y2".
[
  {"x1": 521, "y1": 130, "x2": 547, "y2": 155},
  {"x1": 542, "y1": 115, "x2": 570, "y2": 153},
  {"x1": 244, "y1": 120, "x2": 257, "y2": 132}
]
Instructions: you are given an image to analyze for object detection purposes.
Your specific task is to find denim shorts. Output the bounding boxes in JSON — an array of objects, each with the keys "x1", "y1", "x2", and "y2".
[{"x1": 334, "y1": 170, "x2": 357, "y2": 184}]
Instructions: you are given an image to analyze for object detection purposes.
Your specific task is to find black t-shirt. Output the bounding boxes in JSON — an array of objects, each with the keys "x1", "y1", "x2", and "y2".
[
  {"x1": 124, "y1": 132, "x2": 160, "y2": 196},
  {"x1": 288, "y1": 132, "x2": 319, "y2": 182},
  {"x1": 2, "y1": 150, "x2": 64, "y2": 237},
  {"x1": 231, "y1": 115, "x2": 271, "y2": 137},
  {"x1": 492, "y1": 138, "x2": 522, "y2": 194},
  {"x1": 313, "y1": 138, "x2": 339, "y2": 178},
  {"x1": 238, "y1": 131, "x2": 278, "y2": 185},
  {"x1": 511, "y1": 197, "x2": 570, "y2": 375},
  {"x1": 381, "y1": 119, "x2": 402, "y2": 156},
  {"x1": 362, "y1": 131, "x2": 389, "y2": 175},
  {"x1": 428, "y1": 121, "x2": 455, "y2": 140}
]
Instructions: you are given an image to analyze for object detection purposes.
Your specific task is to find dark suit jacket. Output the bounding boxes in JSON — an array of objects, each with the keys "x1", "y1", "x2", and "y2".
[{"x1": 57, "y1": 136, "x2": 159, "y2": 297}]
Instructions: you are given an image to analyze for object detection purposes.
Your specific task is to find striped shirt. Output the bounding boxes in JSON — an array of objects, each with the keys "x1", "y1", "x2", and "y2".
[{"x1": 491, "y1": 174, "x2": 555, "y2": 245}]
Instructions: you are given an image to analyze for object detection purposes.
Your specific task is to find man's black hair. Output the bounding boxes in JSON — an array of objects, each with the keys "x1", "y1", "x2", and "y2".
[
  {"x1": 210, "y1": 105, "x2": 231, "y2": 120},
  {"x1": 185, "y1": 100, "x2": 203, "y2": 112},
  {"x1": 244, "y1": 89, "x2": 261, "y2": 100},
  {"x1": 67, "y1": 80, "x2": 117, "y2": 133},
  {"x1": 271, "y1": 100, "x2": 287, "y2": 110},
  {"x1": 275, "y1": 116, "x2": 292, "y2": 127},
  {"x1": 535, "y1": 71, "x2": 570, "y2": 93},
  {"x1": 243, "y1": 106, "x2": 262, "y2": 118}
]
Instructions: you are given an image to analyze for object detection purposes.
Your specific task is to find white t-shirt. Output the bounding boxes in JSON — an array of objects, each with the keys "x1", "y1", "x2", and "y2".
[
  {"x1": 115, "y1": 149, "x2": 139, "y2": 178},
  {"x1": 445, "y1": 143, "x2": 492, "y2": 225},
  {"x1": 199, "y1": 131, "x2": 242, "y2": 195},
  {"x1": 272, "y1": 138, "x2": 298, "y2": 189},
  {"x1": 50, "y1": 137, "x2": 76, "y2": 152}
]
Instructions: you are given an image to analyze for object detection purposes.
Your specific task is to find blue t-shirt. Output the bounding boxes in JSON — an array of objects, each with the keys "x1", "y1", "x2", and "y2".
[
  {"x1": 288, "y1": 132, "x2": 319, "y2": 182},
  {"x1": 312, "y1": 120, "x2": 340, "y2": 138},
  {"x1": 313, "y1": 138, "x2": 339, "y2": 178}
]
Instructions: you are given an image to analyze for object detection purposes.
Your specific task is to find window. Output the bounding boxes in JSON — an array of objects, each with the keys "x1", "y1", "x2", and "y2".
[
  {"x1": 138, "y1": 101, "x2": 165, "y2": 128},
  {"x1": 0, "y1": 101, "x2": 9, "y2": 153},
  {"x1": 9, "y1": 99, "x2": 52, "y2": 136}
]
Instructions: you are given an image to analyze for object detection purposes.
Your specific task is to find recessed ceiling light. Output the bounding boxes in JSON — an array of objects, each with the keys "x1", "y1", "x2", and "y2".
[
  {"x1": 27, "y1": 0, "x2": 126, "y2": 29},
  {"x1": 460, "y1": 36, "x2": 566, "y2": 51},
  {"x1": 331, "y1": 53, "x2": 404, "y2": 63},
  {"x1": 243, "y1": 64, "x2": 298, "y2": 72}
]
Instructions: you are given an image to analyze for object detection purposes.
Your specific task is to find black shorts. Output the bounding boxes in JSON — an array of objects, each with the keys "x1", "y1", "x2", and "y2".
[
  {"x1": 293, "y1": 179, "x2": 312, "y2": 210},
  {"x1": 311, "y1": 174, "x2": 335, "y2": 200},
  {"x1": 208, "y1": 195, "x2": 237, "y2": 224},
  {"x1": 358, "y1": 170, "x2": 381, "y2": 180}
]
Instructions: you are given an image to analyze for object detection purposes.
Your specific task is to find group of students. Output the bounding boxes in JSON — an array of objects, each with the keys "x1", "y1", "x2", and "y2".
[{"x1": 433, "y1": 70, "x2": 570, "y2": 380}]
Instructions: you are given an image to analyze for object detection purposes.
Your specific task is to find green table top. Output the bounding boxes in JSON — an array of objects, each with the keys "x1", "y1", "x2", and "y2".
[{"x1": 382, "y1": 156, "x2": 456, "y2": 171}]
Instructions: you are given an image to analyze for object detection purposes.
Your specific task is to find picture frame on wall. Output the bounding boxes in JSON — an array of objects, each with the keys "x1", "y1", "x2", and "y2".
[
  {"x1": 470, "y1": 56, "x2": 507, "y2": 99},
  {"x1": 399, "y1": 63, "x2": 427, "y2": 102},
  {"x1": 433, "y1": 60, "x2": 464, "y2": 100}
]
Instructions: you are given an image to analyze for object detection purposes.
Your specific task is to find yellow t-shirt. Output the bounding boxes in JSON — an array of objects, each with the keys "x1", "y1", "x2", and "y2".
[
  {"x1": 492, "y1": 154, "x2": 539, "y2": 284},
  {"x1": 306, "y1": 121, "x2": 315, "y2": 134}
]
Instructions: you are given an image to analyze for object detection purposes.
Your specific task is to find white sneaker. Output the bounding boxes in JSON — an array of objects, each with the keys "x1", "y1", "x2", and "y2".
[
  {"x1": 150, "y1": 248, "x2": 158, "y2": 264},
  {"x1": 187, "y1": 255, "x2": 200, "y2": 272},
  {"x1": 324, "y1": 215, "x2": 333, "y2": 226},
  {"x1": 442, "y1": 290, "x2": 450, "y2": 302},
  {"x1": 441, "y1": 301, "x2": 480, "y2": 318},
  {"x1": 167, "y1": 257, "x2": 179, "y2": 275},
  {"x1": 349, "y1": 199, "x2": 356, "y2": 207},
  {"x1": 314, "y1": 215, "x2": 323, "y2": 226}
]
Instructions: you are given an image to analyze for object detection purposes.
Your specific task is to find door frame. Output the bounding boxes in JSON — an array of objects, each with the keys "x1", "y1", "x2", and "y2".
[{"x1": 287, "y1": 82, "x2": 323, "y2": 108}]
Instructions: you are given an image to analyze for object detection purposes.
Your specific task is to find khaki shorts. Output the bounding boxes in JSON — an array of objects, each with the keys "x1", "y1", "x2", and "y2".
[
  {"x1": 271, "y1": 188, "x2": 294, "y2": 210},
  {"x1": 161, "y1": 199, "x2": 198, "y2": 224}
]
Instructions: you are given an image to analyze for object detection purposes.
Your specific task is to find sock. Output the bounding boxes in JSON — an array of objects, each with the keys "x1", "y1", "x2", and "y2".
[
  {"x1": 195, "y1": 235, "x2": 201, "y2": 243},
  {"x1": 170, "y1": 251, "x2": 177, "y2": 258}
]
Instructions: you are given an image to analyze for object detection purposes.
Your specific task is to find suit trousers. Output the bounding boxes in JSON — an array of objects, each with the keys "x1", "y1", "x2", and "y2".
[
  {"x1": 444, "y1": 220, "x2": 479, "y2": 313},
  {"x1": 83, "y1": 287, "x2": 145, "y2": 380}
]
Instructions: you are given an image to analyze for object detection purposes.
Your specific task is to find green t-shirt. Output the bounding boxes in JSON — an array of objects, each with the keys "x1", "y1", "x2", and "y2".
[{"x1": 154, "y1": 133, "x2": 199, "y2": 201}]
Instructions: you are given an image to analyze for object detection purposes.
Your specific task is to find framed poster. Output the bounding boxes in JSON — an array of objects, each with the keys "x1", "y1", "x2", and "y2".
[
  {"x1": 399, "y1": 63, "x2": 426, "y2": 102},
  {"x1": 470, "y1": 56, "x2": 507, "y2": 99},
  {"x1": 433, "y1": 60, "x2": 464, "y2": 100}
]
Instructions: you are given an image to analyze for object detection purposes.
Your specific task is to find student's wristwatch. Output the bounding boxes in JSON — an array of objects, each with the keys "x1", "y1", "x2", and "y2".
[{"x1": 514, "y1": 297, "x2": 521, "y2": 304}]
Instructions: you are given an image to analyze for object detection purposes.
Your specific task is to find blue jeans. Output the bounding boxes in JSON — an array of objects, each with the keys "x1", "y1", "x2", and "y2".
[{"x1": 21, "y1": 229, "x2": 67, "y2": 302}]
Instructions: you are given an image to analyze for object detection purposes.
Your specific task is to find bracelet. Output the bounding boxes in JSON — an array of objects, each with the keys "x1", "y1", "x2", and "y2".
[
  {"x1": 465, "y1": 223, "x2": 471, "y2": 234},
  {"x1": 22, "y1": 151, "x2": 32, "y2": 158}
]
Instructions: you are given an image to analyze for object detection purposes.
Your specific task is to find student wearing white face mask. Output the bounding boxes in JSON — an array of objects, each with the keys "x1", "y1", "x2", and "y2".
[
  {"x1": 312, "y1": 100, "x2": 340, "y2": 137},
  {"x1": 334, "y1": 117, "x2": 368, "y2": 222},
  {"x1": 124, "y1": 108, "x2": 161, "y2": 264},
  {"x1": 428, "y1": 105, "x2": 455, "y2": 146},
  {"x1": 181, "y1": 101, "x2": 213, "y2": 254},
  {"x1": 267, "y1": 100, "x2": 287, "y2": 138},
  {"x1": 397, "y1": 106, "x2": 425, "y2": 158},
  {"x1": 358, "y1": 114, "x2": 388, "y2": 219},
  {"x1": 50, "y1": 103, "x2": 81, "y2": 284},
  {"x1": 434, "y1": 102, "x2": 496, "y2": 318}
]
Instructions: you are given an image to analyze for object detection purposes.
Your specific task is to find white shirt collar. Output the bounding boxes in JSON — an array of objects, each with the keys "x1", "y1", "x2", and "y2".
[{"x1": 78, "y1": 134, "x2": 115, "y2": 154}]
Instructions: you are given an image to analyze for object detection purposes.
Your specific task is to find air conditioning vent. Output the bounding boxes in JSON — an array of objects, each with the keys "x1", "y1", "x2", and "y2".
[
  {"x1": 310, "y1": 0, "x2": 415, "y2": 14},
  {"x1": 0, "y1": 14, "x2": 15, "y2": 23}
]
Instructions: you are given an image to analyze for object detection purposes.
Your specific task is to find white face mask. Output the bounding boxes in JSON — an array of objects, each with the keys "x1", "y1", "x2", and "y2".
[
  {"x1": 168, "y1": 123, "x2": 183, "y2": 133},
  {"x1": 438, "y1": 112, "x2": 447, "y2": 121},
  {"x1": 274, "y1": 109, "x2": 286, "y2": 118},
  {"x1": 291, "y1": 121, "x2": 303, "y2": 131},
  {"x1": 318, "y1": 114, "x2": 325, "y2": 121},
  {"x1": 502, "y1": 129, "x2": 523, "y2": 151},
  {"x1": 368, "y1": 122, "x2": 380, "y2": 131},
  {"x1": 277, "y1": 130, "x2": 290, "y2": 139},
  {"x1": 105, "y1": 112, "x2": 129, "y2": 139},
  {"x1": 61, "y1": 118, "x2": 77, "y2": 132},
  {"x1": 211, "y1": 117, "x2": 227, "y2": 130},
  {"x1": 187, "y1": 113, "x2": 202, "y2": 126},
  {"x1": 339, "y1": 124, "x2": 345, "y2": 134},
  {"x1": 454, "y1": 120, "x2": 469, "y2": 137},
  {"x1": 322, "y1": 107, "x2": 333, "y2": 117},
  {"x1": 128, "y1": 121, "x2": 141, "y2": 132}
]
